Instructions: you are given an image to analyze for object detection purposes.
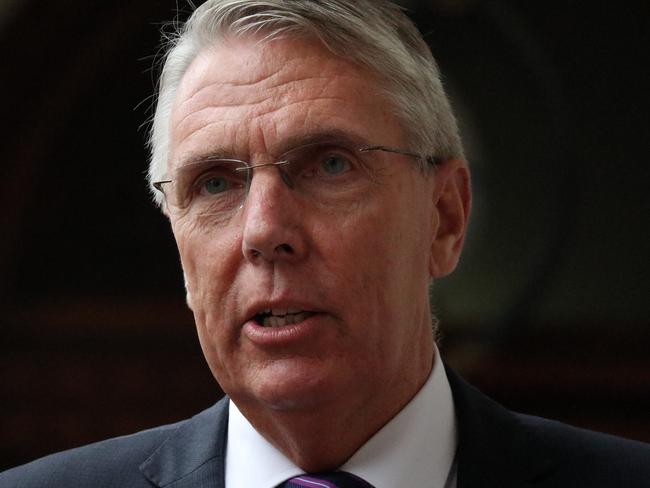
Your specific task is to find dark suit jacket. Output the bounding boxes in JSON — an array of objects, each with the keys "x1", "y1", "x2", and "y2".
[{"x1": 2, "y1": 368, "x2": 649, "y2": 487}]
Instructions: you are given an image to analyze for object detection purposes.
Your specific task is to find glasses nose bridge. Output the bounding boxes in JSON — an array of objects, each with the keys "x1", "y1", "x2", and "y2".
[{"x1": 243, "y1": 159, "x2": 294, "y2": 199}]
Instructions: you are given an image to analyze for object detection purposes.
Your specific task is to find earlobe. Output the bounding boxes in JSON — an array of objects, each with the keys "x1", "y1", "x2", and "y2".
[{"x1": 428, "y1": 159, "x2": 471, "y2": 278}]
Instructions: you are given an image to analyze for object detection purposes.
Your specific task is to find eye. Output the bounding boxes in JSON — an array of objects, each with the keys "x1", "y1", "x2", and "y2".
[
  {"x1": 320, "y1": 153, "x2": 351, "y2": 175},
  {"x1": 191, "y1": 161, "x2": 247, "y2": 197},
  {"x1": 202, "y1": 176, "x2": 230, "y2": 195}
]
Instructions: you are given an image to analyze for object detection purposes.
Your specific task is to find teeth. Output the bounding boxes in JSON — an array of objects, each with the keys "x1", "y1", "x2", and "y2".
[
  {"x1": 288, "y1": 307, "x2": 301, "y2": 314},
  {"x1": 271, "y1": 307, "x2": 287, "y2": 316},
  {"x1": 263, "y1": 315, "x2": 285, "y2": 327},
  {"x1": 261, "y1": 311, "x2": 313, "y2": 327}
]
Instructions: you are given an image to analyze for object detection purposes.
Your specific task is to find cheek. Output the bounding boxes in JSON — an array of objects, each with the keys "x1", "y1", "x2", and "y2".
[
  {"x1": 328, "y1": 190, "x2": 432, "y2": 318},
  {"x1": 332, "y1": 202, "x2": 426, "y2": 279},
  {"x1": 315, "y1": 208, "x2": 404, "y2": 325},
  {"x1": 174, "y1": 223, "x2": 244, "y2": 382},
  {"x1": 173, "y1": 219, "x2": 242, "y2": 314}
]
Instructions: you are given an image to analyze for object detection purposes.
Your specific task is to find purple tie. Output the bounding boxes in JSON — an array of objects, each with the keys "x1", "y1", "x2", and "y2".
[{"x1": 280, "y1": 472, "x2": 374, "y2": 488}]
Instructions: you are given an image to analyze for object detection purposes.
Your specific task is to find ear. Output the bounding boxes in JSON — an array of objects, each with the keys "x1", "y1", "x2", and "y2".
[{"x1": 428, "y1": 159, "x2": 471, "y2": 278}]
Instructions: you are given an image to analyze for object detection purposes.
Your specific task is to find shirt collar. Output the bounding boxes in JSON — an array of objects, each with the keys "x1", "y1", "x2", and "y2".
[{"x1": 225, "y1": 346, "x2": 457, "y2": 488}]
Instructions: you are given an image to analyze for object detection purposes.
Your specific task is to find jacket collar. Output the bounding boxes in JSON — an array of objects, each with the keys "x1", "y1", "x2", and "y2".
[
  {"x1": 139, "y1": 397, "x2": 229, "y2": 488},
  {"x1": 446, "y1": 367, "x2": 556, "y2": 487}
]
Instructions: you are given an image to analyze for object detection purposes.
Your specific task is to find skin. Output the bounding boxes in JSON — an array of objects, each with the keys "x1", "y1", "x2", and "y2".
[{"x1": 167, "y1": 35, "x2": 471, "y2": 471}]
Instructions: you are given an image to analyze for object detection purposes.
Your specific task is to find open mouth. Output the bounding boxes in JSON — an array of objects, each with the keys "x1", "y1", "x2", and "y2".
[{"x1": 254, "y1": 308, "x2": 317, "y2": 327}]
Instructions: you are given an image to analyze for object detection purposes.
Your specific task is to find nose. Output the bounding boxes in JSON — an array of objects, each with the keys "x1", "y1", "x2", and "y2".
[{"x1": 241, "y1": 167, "x2": 307, "y2": 264}]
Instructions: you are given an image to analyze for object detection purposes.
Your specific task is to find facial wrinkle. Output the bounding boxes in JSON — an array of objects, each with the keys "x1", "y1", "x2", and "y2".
[
  {"x1": 174, "y1": 94, "x2": 353, "y2": 158},
  {"x1": 246, "y1": 97, "x2": 349, "y2": 127},
  {"x1": 175, "y1": 73, "x2": 351, "y2": 132},
  {"x1": 174, "y1": 85, "x2": 273, "y2": 131},
  {"x1": 183, "y1": 51, "x2": 283, "y2": 101},
  {"x1": 180, "y1": 50, "x2": 335, "y2": 110}
]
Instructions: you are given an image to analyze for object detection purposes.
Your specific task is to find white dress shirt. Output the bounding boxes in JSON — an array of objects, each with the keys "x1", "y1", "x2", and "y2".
[{"x1": 225, "y1": 347, "x2": 457, "y2": 488}]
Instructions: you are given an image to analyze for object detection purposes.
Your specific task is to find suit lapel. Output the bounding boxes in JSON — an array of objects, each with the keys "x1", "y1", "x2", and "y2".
[
  {"x1": 446, "y1": 367, "x2": 556, "y2": 487},
  {"x1": 139, "y1": 397, "x2": 229, "y2": 488}
]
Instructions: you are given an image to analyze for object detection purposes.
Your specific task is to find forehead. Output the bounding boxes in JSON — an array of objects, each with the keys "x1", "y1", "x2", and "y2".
[{"x1": 169, "y1": 35, "x2": 405, "y2": 164}]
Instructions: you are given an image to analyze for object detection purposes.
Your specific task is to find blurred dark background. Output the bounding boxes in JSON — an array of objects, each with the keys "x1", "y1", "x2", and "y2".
[{"x1": 1, "y1": 0, "x2": 649, "y2": 470}]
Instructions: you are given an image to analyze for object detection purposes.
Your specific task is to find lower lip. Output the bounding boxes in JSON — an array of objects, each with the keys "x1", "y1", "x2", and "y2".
[{"x1": 243, "y1": 313, "x2": 325, "y2": 347}]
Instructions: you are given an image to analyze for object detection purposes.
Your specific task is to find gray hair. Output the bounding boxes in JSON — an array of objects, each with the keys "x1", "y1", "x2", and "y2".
[{"x1": 147, "y1": 0, "x2": 464, "y2": 206}]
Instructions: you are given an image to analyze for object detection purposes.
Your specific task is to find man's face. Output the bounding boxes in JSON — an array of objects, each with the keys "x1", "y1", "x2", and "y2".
[{"x1": 168, "y1": 36, "x2": 449, "y2": 417}]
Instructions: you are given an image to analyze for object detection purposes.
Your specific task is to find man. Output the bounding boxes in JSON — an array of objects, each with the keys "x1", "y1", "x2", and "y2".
[{"x1": 2, "y1": 1, "x2": 648, "y2": 487}]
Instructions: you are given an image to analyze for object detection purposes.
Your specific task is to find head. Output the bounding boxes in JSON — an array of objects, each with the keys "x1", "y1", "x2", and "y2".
[{"x1": 148, "y1": 0, "x2": 470, "y2": 437}]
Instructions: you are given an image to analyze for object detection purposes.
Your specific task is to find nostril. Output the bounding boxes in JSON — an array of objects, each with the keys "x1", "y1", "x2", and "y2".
[{"x1": 276, "y1": 243, "x2": 293, "y2": 254}]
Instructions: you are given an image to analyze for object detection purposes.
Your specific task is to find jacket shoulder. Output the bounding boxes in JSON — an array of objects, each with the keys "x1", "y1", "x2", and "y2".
[
  {"x1": 446, "y1": 366, "x2": 650, "y2": 487},
  {"x1": 1, "y1": 418, "x2": 188, "y2": 488},
  {"x1": 516, "y1": 412, "x2": 650, "y2": 486}
]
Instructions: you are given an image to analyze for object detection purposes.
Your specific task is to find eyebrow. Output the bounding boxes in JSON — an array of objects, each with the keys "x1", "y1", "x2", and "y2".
[
  {"x1": 274, "y1": 129, "x2": 369, "y2": 154},
  {"x1": 178, "y1": 148, "x2": 236, "y2": 168},
  {"x1": 177, "y1": 128, "x2": 370, "y2": 167}
]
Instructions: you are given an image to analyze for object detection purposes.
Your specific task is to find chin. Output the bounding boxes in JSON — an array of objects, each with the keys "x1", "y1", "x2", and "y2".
[{"x1": 239, "y1": 357, "x2": 351, "y2": 412}]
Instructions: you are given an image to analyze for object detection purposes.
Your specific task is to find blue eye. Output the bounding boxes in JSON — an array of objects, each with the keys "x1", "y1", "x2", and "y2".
[
  {"x1": 321, "y1": 155, "x2": 350, "y2": 175},
  {"x1": 203, "y1": 177, "x2": 229, "y2": 195}
]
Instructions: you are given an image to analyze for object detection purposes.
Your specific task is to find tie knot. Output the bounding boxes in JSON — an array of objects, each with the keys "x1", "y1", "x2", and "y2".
[{"x1": 281, "y1": 472, "x2": 374, "y2": 488}]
